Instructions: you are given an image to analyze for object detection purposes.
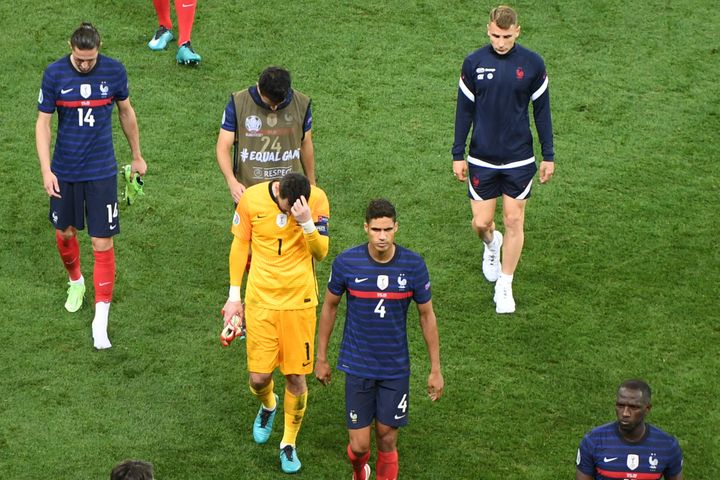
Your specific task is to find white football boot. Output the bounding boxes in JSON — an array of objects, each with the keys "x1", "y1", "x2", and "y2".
[{"x1": 482, "y1": 230, "x2": 503, "y2": 282}]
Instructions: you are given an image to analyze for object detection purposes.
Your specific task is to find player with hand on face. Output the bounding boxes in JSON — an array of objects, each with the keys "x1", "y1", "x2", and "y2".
[
  {"x1": 36, "y1": 23, "x2": 146, "y2": 349},
  {"x1": 315, "y1": 199, "x2": 443, "y2": 480},
  {"x1": 221, "y1": 173, "x2": 329, "y2": 474}
]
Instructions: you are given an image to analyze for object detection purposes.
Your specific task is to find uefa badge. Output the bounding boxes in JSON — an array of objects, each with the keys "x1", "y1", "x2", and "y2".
[
  {"x1": 276, "y1": 214, "x2": 287, "y2": 228},
  {"x1": 627, "y1": 454, "x2": 639, "y2": 471},
  {"x1": 245, "y1": 115, "x2": 262, "y2": 133},
  {"x1": 80, "y1": 84, "x2": 92, "y2": 99},
  {"x1": 377, "y1": 275, "x2": 389, "y2": 291}
]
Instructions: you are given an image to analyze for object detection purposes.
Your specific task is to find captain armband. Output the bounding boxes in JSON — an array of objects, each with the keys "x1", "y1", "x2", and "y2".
[{"x1": 315, "y1": 215, "x2": 329, "y2": 236}]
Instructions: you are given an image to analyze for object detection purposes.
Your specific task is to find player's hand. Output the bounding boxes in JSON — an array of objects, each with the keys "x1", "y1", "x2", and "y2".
[
  {"x1": 452, "y1": 160, "x2": 468, "y2": 182},
  {"x1": 314, "y1": 358, "x2": 332, "y2": 386},
  {"x1": 229, "y1": 179, "x2": 246, "y2": 204},
  {"x1": 290, "y1": 195, "x2": 312, "y2": 224},
  {"x1": 427, "y1": 371, "x2": 444, "y2": 401},
  {"x1": 130, "y1": 156, "x2": 147, "y2": 177},
  {"x1": 539, "y1": 160, "x2": 555, "y2": 184},
  {"x1": 220, "y1": 302, "x2": 244, "y2": 347},
  {"x1": 42, "y1": 170, "x2": 61, "y2": 198}
]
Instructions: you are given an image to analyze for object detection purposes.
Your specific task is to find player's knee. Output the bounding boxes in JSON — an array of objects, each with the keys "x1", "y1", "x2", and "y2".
[
  {"x1": 91, "y1": 236, "x2": 113, "y2": 251},
  {"x1": 249, "y1": 372, "x2": 272, "y2": 389},
  {"x1": 502, "y1": 212, "x2": 524, "y2": 231},
  {"x1": 471, "y1": 216, "x2": 493, "y2": 233},
  {"x1": 57, "y1": 227, "x2": 77, "y2": 241},
  {"x1": 349, "y1": 437, "x2": 371, "y2": 454}
]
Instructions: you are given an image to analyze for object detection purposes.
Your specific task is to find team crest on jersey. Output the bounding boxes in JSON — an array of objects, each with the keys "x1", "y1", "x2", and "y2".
[
  {"x1": 276, "y1": 213, "x2": 288, "y2": 228},
  {"x1": 99, "y1": 82, "x2": 109, "y2": 96},
  {"x1": 232, "y1": 212, "x2": 240, "y2": 225},
  {"x1": 649, "y1": 454, "x2": 658, "y2": 469},
  {"x1": 266, "y1": 113, "x2": 277, "y2": 127},
  {"x1": 627, "y1": 454, "x2": 639, "y2": 471},
  {"x1": 80, "y1": 84, "x2": 92, "y2": 99},
  {"x1": 397, "y1": 274, "x2": 407, "y2": 289},
  {"x1": 377, "y1": 275, "x2": 389, "y2": 290},
  {"x1": 284, "y1": 112, "x2": 293, "y2": 122},
  {"x1": 516, "y1": 67, "x2": 525, "y2": 80},
  {"x1": 245, "y1": 115, "x2": 262, "y2": 133}
]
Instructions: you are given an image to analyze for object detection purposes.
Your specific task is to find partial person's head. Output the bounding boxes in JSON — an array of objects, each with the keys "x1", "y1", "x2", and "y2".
[
  {"x1": 69, "y1": 22, "x2": 102, "y2": 73},
  {"x1": 110, "y1": 460, "x2": 154, "y2": 480},
  {"x1": 277, "y1": 173, "x2": 311, "y2": 213},
  {"x1": 487, "y1": 6, "x2": 520, "y2": 55},
  {"x1": 257, "y1": 66, "x2": 292, "y2": 110},
  {"x1": 615, "y1": 379, "x2": 652, "y2": 435},
  {"x1": 364, "y1": 199, "x2": 398, "y2": 256}
]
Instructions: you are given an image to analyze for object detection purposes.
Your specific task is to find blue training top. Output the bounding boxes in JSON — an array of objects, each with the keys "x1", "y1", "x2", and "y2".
[{"x1": 453, "y1": 43, "x2": 554, "y2": 164}]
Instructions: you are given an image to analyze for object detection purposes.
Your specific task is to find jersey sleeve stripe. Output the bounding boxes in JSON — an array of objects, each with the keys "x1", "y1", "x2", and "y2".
[
  {"x1": 530, "y1": 76, "x2": 549, "y2": 101},
  {"x1": 458, "y1": 78, "x2": 475, "y2": 102}
]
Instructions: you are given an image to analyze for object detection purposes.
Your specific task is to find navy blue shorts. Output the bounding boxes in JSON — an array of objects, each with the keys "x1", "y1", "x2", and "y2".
[
  {"x1": 467, "y1": 159, "x2": 537, "y2": 201},
  {"x1": 345, "y1": 373, "x2": 410, "y2": 429},
  {"x1": 49, "y1": 176, "x2": 119, "y2": 237}
]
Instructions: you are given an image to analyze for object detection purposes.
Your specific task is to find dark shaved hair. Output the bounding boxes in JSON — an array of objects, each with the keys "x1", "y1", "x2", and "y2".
[{"x1": 618, "y1": 379, "x2": 652, "y2": 403}]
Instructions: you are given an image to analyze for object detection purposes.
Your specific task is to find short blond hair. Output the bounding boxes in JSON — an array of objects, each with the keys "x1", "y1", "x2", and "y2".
[{"x1": 489, "y1": 6, "x2": 518, "y2": 29}]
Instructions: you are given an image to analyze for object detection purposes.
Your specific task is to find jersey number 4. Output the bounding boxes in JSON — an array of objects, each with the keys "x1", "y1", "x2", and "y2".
[
  {"x1": 374, "y1": 299, "x2": 386, "y2": 318},
  {"x1": 78, "y1": 107, "x2": 95, "y2": 127}
]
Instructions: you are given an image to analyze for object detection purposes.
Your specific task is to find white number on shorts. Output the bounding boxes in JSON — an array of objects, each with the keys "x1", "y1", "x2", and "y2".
[
  {"x1": 77, "y1": 107, "x2": 96, "y2": 127},
  {"x1": 374, "y1": 298, "x2": 386, "y2": 318},
  {"x1": 397, "y1": 394, "x2": 408, "y2": 413},
  {"x1": 106, "y1": 203, "x2": 118, "y2": 223}
]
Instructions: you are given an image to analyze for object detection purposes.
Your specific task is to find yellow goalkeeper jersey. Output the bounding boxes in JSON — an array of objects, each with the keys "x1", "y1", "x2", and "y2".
[{"x1": 231, "y1": 182, "x2": 330, "y2": 310}]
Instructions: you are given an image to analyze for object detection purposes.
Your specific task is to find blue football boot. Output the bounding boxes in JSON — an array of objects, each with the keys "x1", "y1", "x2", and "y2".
[
  {"x1": 176, "y1": 41, "x2": 201, "y2": 65},
  {"x1": 253, "y1": 394, "x2": 278, "y2": 444},
  {"x1": 279, "y1": 445, "x2": 302, "y2": 474},
  {"x1": 148, "y1": 26, "x2": 173, "y2": 51}
]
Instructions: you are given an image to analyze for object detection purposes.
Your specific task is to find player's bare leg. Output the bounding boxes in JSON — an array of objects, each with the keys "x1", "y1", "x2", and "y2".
[
  {"x1": 91, "y1": 236, "x2": 114, "y2": 349},
  {"x1": 471, "y1": 199, "x2": 503, "y2": 282},
  {"x1": 375, "y1": 422, "x2": 399, "y2": 480},
  {"x1": 494, "y1": 195, "x2": 527, "y2": 313}
]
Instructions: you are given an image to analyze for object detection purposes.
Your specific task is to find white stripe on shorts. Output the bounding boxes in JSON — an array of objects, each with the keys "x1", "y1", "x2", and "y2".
[{"x1": 467, "y1": 155, "x2": 535, "y2": 169}]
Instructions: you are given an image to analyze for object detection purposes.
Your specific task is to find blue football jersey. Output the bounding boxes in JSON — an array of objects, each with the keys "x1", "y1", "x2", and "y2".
[
  {"x1": 576, "y1": 422, "x2": 683, "y2": 479},
  {"x1": 453, "y1": 43, "x2": 554, "y2": 163},
  {"x1": 38, "y1": 54, "x2": 129, "y2": 182},
  {"x1": 327, "y1": 244, "x2": 432, "y2": 380}
]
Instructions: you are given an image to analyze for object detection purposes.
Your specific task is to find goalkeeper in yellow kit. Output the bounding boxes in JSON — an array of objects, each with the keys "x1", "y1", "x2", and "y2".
[{"x1": 221, "y1": 173, "x2": 329, "y2": 474}]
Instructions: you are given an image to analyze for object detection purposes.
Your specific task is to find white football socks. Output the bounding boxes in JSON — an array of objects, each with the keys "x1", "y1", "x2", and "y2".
[{"x1": 92, "y1": 301, "x2": 112, "y2": 350}]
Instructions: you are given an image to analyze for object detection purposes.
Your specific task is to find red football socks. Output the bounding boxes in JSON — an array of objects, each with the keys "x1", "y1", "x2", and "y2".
[
  {"x1": 55, "y1": 231, "x2": 81, "y2": 281},
  {"x1": 152, "y1": 0, "x2": 172, "y2": 29},
  {"x1": 347, "y1": 445, "x2": 370, "y2": 480},
  {"x1": 376, "y1": 449, "x2": 399, "y2": 480},
  {"x1": 175, "y1": 0, "x2": 196, "y2": 45},
  {"x1": 93, "y1": 248, "x2": 115, "y2": 303}
]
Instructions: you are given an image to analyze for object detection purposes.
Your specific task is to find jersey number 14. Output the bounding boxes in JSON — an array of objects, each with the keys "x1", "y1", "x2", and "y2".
[{"x1": 78, "y1": 108, "x2": 95, "y2": 127}]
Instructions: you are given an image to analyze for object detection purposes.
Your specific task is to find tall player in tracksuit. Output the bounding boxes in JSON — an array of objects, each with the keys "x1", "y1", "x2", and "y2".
[
  {"x1": 36, "y1": 23, "x2": 147, "y2": 349},
  {"x1": 315, "y1": 199, "x2": 444, "y2": 480},
  {"x1": 452, "y1": 5, "x2": 555, "y2": 314}
]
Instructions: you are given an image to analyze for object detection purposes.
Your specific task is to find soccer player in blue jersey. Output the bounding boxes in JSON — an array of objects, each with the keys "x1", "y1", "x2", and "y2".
[
  {"x1": 36, "y1": 23, "x2": 147, "y2": 350},
  {"x1": 576, "y1": 379, "x2": 684, "y2": 480},
  {"x1": 452, "y1": 5, "x2": 555, "y2": 314},
  {"x1": 315, "y1": 199, "x2": 444, "y2": 480}
]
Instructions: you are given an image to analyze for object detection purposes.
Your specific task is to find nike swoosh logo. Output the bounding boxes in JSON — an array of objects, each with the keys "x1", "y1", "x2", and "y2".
[
  {"x1": 109, "y1": 224, "x2": 117, "y2": 230},
  {"x1": 603, "y1": 457, "x2": 618, "y2": 462},
  {"x1": 354, "y1": 278, "x2": 368, "y2": 283},
  {"x1": 302, "y1": 361, "x2": 312, "y2": 367},
  {"x1": 394, "y1": 414, "x2": 406, "y2": 420},
  {"x1": 61, "y1": 88, "x2": 73, "y2": 94},
  {"x1": 99, "y1": 282, "x2": 112, "y2": 286},
  {"x1": 182, "y1": 2, "x2": 195, "y2": 6}
]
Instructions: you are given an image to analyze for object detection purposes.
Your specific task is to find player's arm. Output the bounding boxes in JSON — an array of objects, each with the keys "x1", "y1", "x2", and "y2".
[
  {"x1": 452, "y1": 59, "x2": 475, "y2": 181},
  {"x1": 35, "y1": 111, "x2": 60, "y2": 198},
  {"x1": 530, "y1": 65, "x2": 555, "y2": 184},
  {"x1": 315, "y1": 289, "x2": 342, "y2": 385},
  {"x1": 299, "y1": 130, "x2": 315, "y2": 185},
  {"x1": 223, "y1": 234, "x2": 250, "y2": 321},
  {"x1": 116, "y1": 98, "x2": 147, "y2": 176},
  {"x1": 666, "y1": 474, "x2": 683, "y2": 480},
  {"x1": 216, "y1": 127, "x2": 245, "y2": 203},
  {"x1": 575, "y1": 470, "x2": 593, "y2": 480},
  {"x1": 417, "y1": 299, "x2": 443, "y2": 401},
  {"x1": 292, "y1": 193, "x2": 329, "y2": 261}
]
